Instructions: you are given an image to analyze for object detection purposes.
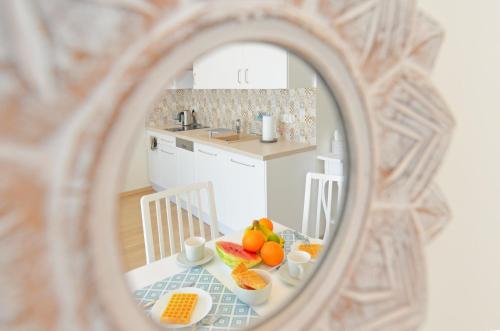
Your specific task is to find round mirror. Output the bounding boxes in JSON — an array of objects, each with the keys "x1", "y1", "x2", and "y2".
[
  {"x1": 118, "y1": 42, "x2": 348, "y2": 330},
  {"x1": 0, "y1": 1, "x2": 454, "y2": 331}
]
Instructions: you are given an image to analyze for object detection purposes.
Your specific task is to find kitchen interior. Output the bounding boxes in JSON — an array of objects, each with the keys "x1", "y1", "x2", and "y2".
[
  {"x1": 119, "y1": 42, "x2": 347, "y2": 271},
  {"x1": 118, "y1": 41, "x2": 348, "y2": 329}
]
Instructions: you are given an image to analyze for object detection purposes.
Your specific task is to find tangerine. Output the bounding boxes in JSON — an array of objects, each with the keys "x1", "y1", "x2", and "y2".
[
  {"x1": 259, "y1": 218, "x2": 273, "y2": 231},
  {"x1": 242, "y1": 230, "x2": 266, "y2": 253},
  {"x1": 260, "y1": 241, "x2": 284, "y2": 266}
]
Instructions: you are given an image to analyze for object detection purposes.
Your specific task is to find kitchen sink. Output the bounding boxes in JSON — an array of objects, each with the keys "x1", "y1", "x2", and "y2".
[
  {"x1": 213, "y1": 134, "x2": 243, "y2": 142},
  {"x1": 207, "y1": 128, "x2": 233, "y2": 135},
  {"x1": 212, "y1": 133, "x2": 259, "y2": 143}
]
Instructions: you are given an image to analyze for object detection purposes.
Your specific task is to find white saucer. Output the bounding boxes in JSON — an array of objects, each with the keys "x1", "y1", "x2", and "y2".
[
  {"x1": 150, "y1": 287, "x2": 212, "y2": 328},
  {"x1": 278, "y1": 263, "x2": 306, "y2": 287},
  {"x1": 176, "y1": 248, "x2": 214, "y2": 267}
]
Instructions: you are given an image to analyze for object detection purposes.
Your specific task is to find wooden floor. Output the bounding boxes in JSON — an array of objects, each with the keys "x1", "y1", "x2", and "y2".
[{"x1": 118, "y1": 187, "x2": 212, "y2": 271}]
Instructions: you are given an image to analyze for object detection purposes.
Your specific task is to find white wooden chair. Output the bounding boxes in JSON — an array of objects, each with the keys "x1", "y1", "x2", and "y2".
[
  {"x1": 301, "y1": 172, "x2": 344, "y2": 240},
  {"x1": 140, "y1": 181, "x2": 220, "y2": 264}
]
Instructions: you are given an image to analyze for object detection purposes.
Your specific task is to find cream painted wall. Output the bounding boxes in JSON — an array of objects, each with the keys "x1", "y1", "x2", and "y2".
[
  {"x1": 418, "y1": 1, "x2": 500, "y2": 330},
  {"x1": 288, "y1": 52, "x2": 344, "y2": 172},
  {"x1": 120, "y1": 126, "x2": 150, "y2": 193}
]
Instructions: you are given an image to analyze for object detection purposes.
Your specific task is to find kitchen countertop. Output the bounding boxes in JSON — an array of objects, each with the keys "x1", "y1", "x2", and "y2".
[{"x1": 147, "y1": 126, "x2": 316, "y2": 161}]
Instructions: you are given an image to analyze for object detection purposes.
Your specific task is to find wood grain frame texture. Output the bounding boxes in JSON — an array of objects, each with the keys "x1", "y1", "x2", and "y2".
[{"x1": 0, "y1": 1, "x2": 454, "y2": 331}]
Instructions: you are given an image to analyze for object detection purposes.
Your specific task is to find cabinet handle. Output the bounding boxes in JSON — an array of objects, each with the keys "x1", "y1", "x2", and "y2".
[
  {"x1": 244, "y1": 68, "x2": 249, "y2": 84},
  {"x1": 160, "y1": 149, "x2": 175, "y2": 155},
  {"x1": 237, "y1": 69, "x2": 242, "y2": 84},
  {"x1": 199, "y1": 149, "x2": 217, "y2": 157},
  {"x1": 230, "y1": 158, "x2": 255, "y2": 168}
]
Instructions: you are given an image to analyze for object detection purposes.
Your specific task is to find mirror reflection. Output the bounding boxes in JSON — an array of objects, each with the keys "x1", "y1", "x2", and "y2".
[{"x1": 118, "y1": 42, "x2": 348, "y2": 329}]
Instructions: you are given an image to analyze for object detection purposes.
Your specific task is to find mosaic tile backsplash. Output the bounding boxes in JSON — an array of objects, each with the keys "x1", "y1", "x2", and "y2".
[{"x1": 148, "y1": 89, "x2": 317, "y2": 144}]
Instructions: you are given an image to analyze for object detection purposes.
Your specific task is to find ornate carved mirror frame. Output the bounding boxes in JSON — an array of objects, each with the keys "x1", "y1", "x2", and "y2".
[{"x1": 1, "y1": 1, "x2": 453, "y2": 330}]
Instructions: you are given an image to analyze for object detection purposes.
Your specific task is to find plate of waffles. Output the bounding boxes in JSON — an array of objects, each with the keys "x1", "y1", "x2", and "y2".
[
  {"x1": 291, "y1": 238, "x2": 324, "y2": 262},
  {"x1": 150, "y1": 287, "x2": 212, "y2": 328}
]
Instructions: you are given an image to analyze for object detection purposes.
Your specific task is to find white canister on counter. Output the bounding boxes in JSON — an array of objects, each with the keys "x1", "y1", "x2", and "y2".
[{"x1": 262, "y1": 115, "x2": 275, "y2": 142}]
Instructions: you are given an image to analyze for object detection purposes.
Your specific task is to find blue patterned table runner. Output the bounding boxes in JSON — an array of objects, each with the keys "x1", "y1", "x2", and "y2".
[
  {"x1": 133, "y1": 229, "x2": 301, "y2": 330},
  {"x1": 134, "y1": 266, "x2": 259, "y2": 330}
]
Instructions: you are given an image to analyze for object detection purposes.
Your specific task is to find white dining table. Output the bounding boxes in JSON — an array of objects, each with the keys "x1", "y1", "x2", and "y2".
[{"x1": 126, "y1": 223, "x2": 303, "y2": 318}]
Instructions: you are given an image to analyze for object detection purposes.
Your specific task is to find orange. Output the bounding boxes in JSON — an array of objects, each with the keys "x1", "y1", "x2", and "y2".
[
  {"x1": 260, "y1": 241, "x2": 284, "y2": 266},
  {"x1": 259, "y1": 218, "x2": 273, "y2": 231},
  {"x1": 242, "y1": 230, "x2": 266, "y2": 253}
]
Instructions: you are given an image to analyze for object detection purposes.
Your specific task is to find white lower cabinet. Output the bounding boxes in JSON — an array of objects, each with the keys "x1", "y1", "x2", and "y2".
[
  {"x1": 157, "y1": 145, "x2": 178, "y2": 189},
  {"x1": 223, "y1": 153, "x2": 266, "y2": 231},
  {"x1": 194, "y1": 144, "x2": 226, "y2": 223},
  {"x1": 148, "y1": 143, "x2": 163, "y2": 188},
  {"x1": 176, "y1": 148, "x2": 195, "y2": 188},
  {"x1": 147, "y1": 131, "x2": 177, "y2": 190},
  {"x1": 147, "y1": 132, "x2": 196, "y2": 191},
  {"x1": 148, "y1": 131, "x2": 314, "y2": 234},
  {"x1": 194, "y1": 144, "x2": 266, "y2": 233}
]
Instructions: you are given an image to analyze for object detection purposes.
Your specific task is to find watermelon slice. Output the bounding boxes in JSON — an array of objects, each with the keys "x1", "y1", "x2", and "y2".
[{"x1": 215, "y1": 241, "x2": 262, "y2": 268}]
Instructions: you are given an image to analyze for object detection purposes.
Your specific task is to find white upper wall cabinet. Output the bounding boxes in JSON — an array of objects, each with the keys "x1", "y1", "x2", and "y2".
[
  {"x1": 242, "y1": 42, "x2": 288, "y2": 89},
  {"x1": 193, "y1": 44, "x2": 244, "y2": 89},
  {"x1": 193, "y1": 42, "x2": 288, "y2": 89}
]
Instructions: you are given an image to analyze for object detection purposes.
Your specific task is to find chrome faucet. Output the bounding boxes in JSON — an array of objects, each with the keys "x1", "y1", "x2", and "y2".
[{"x1": 235, "y1": 119, "x2": 241, "y2": 134}]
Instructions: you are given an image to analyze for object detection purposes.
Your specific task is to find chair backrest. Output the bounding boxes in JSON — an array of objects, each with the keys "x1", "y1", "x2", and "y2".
[
  {"x1": 301, "y1": 172, "x2": 344, "y2": 240},
  {"x1": 140, "y1": 181, "x2": 220, "y2": 264}
]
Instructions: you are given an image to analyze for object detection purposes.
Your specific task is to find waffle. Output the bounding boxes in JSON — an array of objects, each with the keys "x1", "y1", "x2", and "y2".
[
  {"x1": 298, "y1": 243, "x2": 323, "y2": 258},
  {"x1": 160, "y1": 293, "x2": 198, "y2": 325},
  {"x1": 232, "y1": 263, "x2": 267, "y2": 290},
  {"x1": 232, "y1": 263, "x2": 248, "y2": 276}
]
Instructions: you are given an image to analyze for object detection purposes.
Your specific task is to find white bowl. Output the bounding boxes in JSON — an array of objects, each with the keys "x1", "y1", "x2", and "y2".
[{"x1": 232, "y1": 269, "x2": 272, "y2": 306}]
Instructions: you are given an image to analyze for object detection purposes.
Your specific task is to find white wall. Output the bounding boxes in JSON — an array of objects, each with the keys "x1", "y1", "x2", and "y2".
[
  {"x1": 288, "y1": 52, "x2": 344, "y2": 171},
  {"x1": 316, "y1": 77, "x2": 343, "y2": 156},
  {"x1": 418, "y1": 1, "x2": 500, "y2": 330},
  {"x1": 120, "y1": 126, "x2": 150, "y2": 193}
]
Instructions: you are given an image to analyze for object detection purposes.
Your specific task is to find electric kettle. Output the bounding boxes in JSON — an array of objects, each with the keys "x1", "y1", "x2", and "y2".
[{"x1": 177, "y1": 110, "x2": 193, "y2": 126}]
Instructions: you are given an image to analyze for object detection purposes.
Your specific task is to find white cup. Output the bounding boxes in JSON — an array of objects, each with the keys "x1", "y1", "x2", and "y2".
[
  {"x1": 287, "y1": 251, "x2": 311, "y2": 279},
  {"x1": 184, "y1": 237, "x2": 205, "y2": 262}
]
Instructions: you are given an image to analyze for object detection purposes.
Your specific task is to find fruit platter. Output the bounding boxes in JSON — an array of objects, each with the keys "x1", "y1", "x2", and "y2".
[
  {"x1": 216, "y1": 218, "x2": 286, "y2": 269},
  {"x1": 132, "y1": 216, "x2": 327, "y2": 329}
]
